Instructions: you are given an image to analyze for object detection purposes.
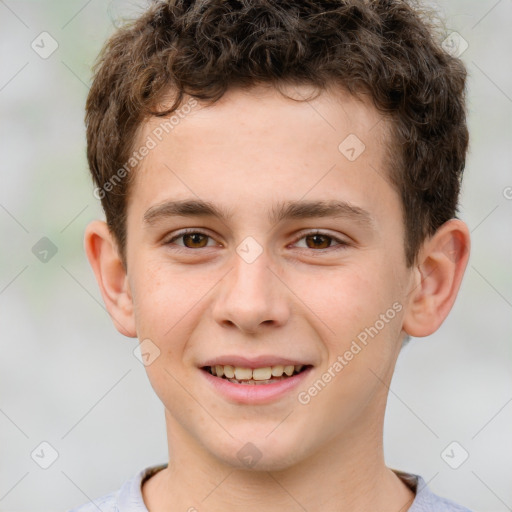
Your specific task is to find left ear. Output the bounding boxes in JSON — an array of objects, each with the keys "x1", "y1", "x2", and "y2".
[{"x1": 402, "y1": 219, "x2": 470, "y2": 337}]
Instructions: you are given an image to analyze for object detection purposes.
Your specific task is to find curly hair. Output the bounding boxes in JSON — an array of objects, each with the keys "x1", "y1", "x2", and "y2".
[{"x1": 85, "y1": 0, "x2": 468, "y2": 268}]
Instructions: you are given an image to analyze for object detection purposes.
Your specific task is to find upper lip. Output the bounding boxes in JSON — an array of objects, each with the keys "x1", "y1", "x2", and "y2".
[{"x1": 201, "y1": 355, "x2": 312, "y2": 369}]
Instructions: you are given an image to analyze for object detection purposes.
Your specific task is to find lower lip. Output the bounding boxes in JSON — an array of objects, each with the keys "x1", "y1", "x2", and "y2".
[{"x1": 200, "y1": 367, "x2": 312, "y2": 404}]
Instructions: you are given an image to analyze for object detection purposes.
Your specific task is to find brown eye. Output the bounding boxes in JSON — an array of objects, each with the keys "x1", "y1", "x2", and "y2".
[
  {"x1": 293, "y1": 231, "x2": 348, "y2": 251},
  {"x1": 304, "y1": 234, "x2": 332, "y2": 249},
  {"x1": 167, "y1": 230, "x2": 215, "y2": 249},
  {"x1": 182, "y1": 233, "x2": 209, "y2": 248}
]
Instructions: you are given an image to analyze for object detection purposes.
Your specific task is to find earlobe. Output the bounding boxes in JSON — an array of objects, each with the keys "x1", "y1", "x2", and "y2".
[
  {"x1": 84, "y1": 220, "x2": 137, "y2": 338},
  {"x1": 402, "y1": 219, "x2": 470, "y2": 338}
]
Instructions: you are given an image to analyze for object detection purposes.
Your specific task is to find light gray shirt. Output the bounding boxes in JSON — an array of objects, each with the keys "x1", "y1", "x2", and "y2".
[{"x1": 69, "y1": 464, "x2": 473, "y2": 512}]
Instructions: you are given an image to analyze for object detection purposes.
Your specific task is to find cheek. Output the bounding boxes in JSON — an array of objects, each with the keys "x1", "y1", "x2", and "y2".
[
  {"x1": 130, "y1": 260, "x2": 188, "y2": 343},
  {"x1": 295, "y1": 279, "x2": 405, "y2": 434},
  {"x1": 296, "y1": 259, "x2": 406, "y2": 387},
  {"x1": 293, "y1": 262, "x2": 393, "y2": 343},
  {"x1": 129, "y1": 263, "x2": 196, "y2": 406}
]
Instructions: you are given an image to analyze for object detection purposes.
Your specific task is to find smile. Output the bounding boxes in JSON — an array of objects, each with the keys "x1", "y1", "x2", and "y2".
[{"x1": 203, "y1": 364, "x2": 309, "y2": 385}]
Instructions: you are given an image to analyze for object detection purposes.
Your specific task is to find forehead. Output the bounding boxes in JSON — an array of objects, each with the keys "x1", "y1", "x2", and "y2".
[
  {"x1": 143, "y1": 83, "x2": 390, "y2": 148},
  {"x1": 128, "y1": 84, "x2": 397, "y2": 226}
]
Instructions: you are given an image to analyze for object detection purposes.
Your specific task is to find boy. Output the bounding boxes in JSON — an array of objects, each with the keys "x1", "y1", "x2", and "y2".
[{"x1": 72, "y1": 0, "x2": 473, "y2": 510}]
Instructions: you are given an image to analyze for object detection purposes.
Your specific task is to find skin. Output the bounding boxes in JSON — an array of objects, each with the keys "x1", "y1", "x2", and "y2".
[{"x1": 85, "y1": 84, "x2": 470, "y2": 511}]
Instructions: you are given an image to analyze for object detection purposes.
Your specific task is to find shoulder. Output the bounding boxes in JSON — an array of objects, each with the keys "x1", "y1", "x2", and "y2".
[
  {"x1": 67, "y1": 464, "x2": 167, "y2": 512},
  {"x1": 68, "y1": 489, "x2": 118, "y2": 512},
  {"x1": 396, "y1": 471, "x2": 474, "y2": 512}
]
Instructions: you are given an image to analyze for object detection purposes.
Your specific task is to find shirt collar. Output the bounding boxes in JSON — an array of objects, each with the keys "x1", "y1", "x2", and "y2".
[{"x1": 116, "y1": 464, "x2": 430, "y2": 512}]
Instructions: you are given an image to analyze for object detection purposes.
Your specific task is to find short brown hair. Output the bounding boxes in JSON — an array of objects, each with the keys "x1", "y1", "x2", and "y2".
[{"x1": 85, "y1": 0, "x2": 468, "y2": 267}]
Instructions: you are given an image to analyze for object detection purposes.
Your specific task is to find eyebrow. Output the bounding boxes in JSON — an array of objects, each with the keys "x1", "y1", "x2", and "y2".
[{"x1": 143, "y1": 198, "x2": 374, "y2": 227}]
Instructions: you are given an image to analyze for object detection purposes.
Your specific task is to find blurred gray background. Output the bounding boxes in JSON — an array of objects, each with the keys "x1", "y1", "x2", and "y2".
[{"x1": 0, "y1": 1, "x2": 511, "y2": 511}]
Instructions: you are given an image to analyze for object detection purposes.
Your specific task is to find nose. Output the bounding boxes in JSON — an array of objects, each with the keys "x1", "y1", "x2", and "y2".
[{"x1": 212, "y1": 249, "x2": 290, "y2": 335}]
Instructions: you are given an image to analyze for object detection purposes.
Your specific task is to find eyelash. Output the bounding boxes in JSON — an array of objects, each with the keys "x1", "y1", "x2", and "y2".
[{"x1": 164, "y1": 228, "x2": 349, "y2": 253}]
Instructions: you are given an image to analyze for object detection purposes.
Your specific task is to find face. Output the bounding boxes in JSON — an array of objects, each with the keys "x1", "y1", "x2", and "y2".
[{"x1": 124, "y1": 84, "x2": 415, "y2": 470}]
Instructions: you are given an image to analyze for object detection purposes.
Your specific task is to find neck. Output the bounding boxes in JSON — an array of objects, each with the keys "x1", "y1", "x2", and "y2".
[{"x1": 142, "y1": 408, "x2": 415, "y2": 512}]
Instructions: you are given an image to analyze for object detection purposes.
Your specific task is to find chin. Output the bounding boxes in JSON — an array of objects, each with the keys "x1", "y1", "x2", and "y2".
[{"x1": 206, "y1": 426, "x2": 315, "y2": 472}]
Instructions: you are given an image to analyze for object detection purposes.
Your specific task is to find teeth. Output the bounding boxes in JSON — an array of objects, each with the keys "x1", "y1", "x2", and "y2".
[
  {"x1": 207, "y1": 364, "x2": 306, "y2": 381},
  {"x1": 271, "y1": 365, "x2": 284, "y2": 377},
  {"x1": 234, "y1": 367, "x2": 253, "y2": 380},
  {"x1": 252, "y1": 367, "x2": 272, "y2": 381},
  {"x1": 284, "y1": 365, "x2": 294, "y2": 376},
  {"x1": 223, "y1": 365, "x2": 235, "y2": 378}
]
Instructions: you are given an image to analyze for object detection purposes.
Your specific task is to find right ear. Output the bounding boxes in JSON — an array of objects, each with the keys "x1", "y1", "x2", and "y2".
[{"x1": 84, "y1": 220, "x2": 137, "y2": 338}]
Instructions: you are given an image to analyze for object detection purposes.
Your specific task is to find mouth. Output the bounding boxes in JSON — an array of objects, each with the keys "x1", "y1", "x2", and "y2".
[{"x1": 202, "y1": 364, "x2": 311, "y2": 385}]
